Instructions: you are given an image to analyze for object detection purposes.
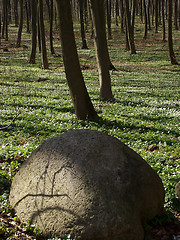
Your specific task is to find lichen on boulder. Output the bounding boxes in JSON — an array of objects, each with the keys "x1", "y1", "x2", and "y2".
[{"x1": 9, "y1": 129, "x2": 165, "y2": 240}]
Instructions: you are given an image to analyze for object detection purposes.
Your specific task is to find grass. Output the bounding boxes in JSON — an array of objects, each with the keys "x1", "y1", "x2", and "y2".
[{"x1": 0, "y1": 20, "x2": 180, "y2": 239}]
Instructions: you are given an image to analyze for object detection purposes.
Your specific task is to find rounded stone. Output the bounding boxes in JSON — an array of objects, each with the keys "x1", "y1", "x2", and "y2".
[{"x1": 9, "y1": 129, "x2": 165, "y2": 240}]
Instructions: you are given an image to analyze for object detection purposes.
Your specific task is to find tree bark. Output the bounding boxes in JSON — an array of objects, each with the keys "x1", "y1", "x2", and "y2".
[
  {"x1": 2, "y1": 0, "x2": 8, "y2": 41},
  {"x1": 143, "y1": 0, "x2": 148, "y2": 39},
  {"x1": 124, "y1": 0, "x2": 136, "y2": 54},
  {"x1": 162, "y1": 0, "x2": 166, "y2": 41},
  {"x1": 168, "y1": 0, "x2": 178, "y2": 64},
  {"x1": 29, "y1": 0, "x2": 37, "y2": 64},
  {"x1": 79, "y1": 0, "x2": 88, "y2": 49},
  {"x1": 25, "y1": 0, "x2": 30, "y2": 33},
  {"x1": 14, "y1": 0, "x2": 19, "y2": 27},
  {"x1": 55, "y1": 0, "x2": 98, "y2": 120},
  {"x1": 38, "y1": 0, "x2": 49, "y2": 69},
  {"x1": 90, "y1": 0, "x2": 114, "y2": 100},
  {"x1": 16, "y1": 0, "x2": 24, "y2": 47},
  {"x1": 106, "y1": 0, "x2": 112, "y2": 40}
]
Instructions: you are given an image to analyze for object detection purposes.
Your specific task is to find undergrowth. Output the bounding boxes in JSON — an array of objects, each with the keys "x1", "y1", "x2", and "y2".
[{"x1": 0, "y1": 20, "x2": 180, "y2": 239}]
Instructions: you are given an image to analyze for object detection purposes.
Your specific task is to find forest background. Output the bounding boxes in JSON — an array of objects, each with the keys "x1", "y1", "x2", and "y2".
[{"x1": 0, "y1": 0, "x2": 180, "y2": 239}]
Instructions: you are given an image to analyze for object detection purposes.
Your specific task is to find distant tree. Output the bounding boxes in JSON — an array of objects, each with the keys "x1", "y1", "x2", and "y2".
[
  {"x1": 168, "y1": 0, "x2": 178, "y2": 64},
  {"x1": 123, "y1": 0, "x2": 136, "y2": 54},
  {"x1": 55, "y1": 0, "x2": 98, "y2": 120},
  {"x1": 2, "y1": 0, "x2": 8, "y2": 41},
  {"x1": 16, "y1": 0, "x2": 24, "y2": 47},
  {"x1": 13, "y1": 0, "x2": 19, "y2": 27},
  {"x1": 78, "y1": 0, "x2": 88, "y2": 49},
  {"x1": 90, "y1": 0, "x2": 114, "y2": 99},
  {"x1": 154, "y1": 0, "x2": 159, "y2": 32},
  {"x1": 106, "y1": 0, "x2": 112, "y2": 40},
  {"x1": 143, "y1": 0, "x2": 148, "y2": 39},
  {"x1": 39, "y1": 0, "x2": 49, "y2": 69},
  {"x1": 174, "y1": 0, "x2": 178, "y2": 30},
  {"x1": 25, "y1": 0, "x2": 31, "y2": 33},
  {"x1": 29, "y1": 0, "x2": 37, "y2": 64},
  {"x1": 119, "y1": 0, "x2": 125, "y2": 33},
  {"x1": 46, "y1": 0, "x2": 56, "y2": 55},
  {"x1": 162, "y1": 0, "x2": 166, "y2": 41}
]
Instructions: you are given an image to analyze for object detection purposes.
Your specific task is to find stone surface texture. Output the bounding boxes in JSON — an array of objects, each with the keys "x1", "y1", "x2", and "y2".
[{"x1": 9, "y1": 129, "x2": 165, "y2": 240}]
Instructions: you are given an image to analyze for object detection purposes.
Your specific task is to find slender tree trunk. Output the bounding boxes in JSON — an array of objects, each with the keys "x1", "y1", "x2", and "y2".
[
  {"x1": 147, "y1": 0, "x2": 151, "y2": 30},
  {"x1": 120, "y1": 0, "x2": 125, "y2": 33},
  {"x1": 29, "y1": 0, "x2": 37, "y2": 64},
  {"x1": 14, "y1": 0, "x2": 19, "y2": 27},
  {"x1": 115, "y1": 0, "x2": 119, "y2": 26},
  {"x1": 162, "y1": 0, "x2": 166, "y2": 41},
  {"x1": 55, "y1": 0, "x2": 98, "y2": 120},
  {"x1": 124, "y1": 0, "x2": 136, "y2": 54},
  {"x1": 2, "y1": 0, "x2": 8, "y2": 41},
  {"x1": 155, "y1": 0, "x2": 159, "y2": 32},
  {"x1": 16, "y1": 0, "x2": 24, "y2": 47},
  {"x1": 79, "y1": 0, "x2": 88, "y2": 49},
  {"x1": 143, "y1": 0, "x2": 148, "y2": 39},
  {"x1": 174, "y1": 0, "x2": 178, "y2": 29},
  {"x1": 25, "y1": 0, "x2": 30, "y2": 33},
  {"x1": 37, "y1": 16, "x2": 41, "y2": 53},
  {"x1": 168, "y1": 0, "x2": 178, "y2": 64},
  {"x1": 8, "y1": 0, "x2": 12, "y2": 24},
  {"x1": 90, "y1": 0, "x2": 114, "y2": 100},
  {"x1": 125, "y1": 17, "x2": 130, "y2": 50},
  {"x1": 106, "y1": 0, "x2": 112, "y2": 40},
  {"x1": 50, "y1": 0, "x2": 55, "y2": 54},
  {"x1": 39, "y1": 0, "x2": 49, "y2": 69}
]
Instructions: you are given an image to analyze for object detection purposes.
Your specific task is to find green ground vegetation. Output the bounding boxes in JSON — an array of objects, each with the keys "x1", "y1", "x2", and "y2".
[{"x1": 0, "y1": 20, "x2": 180, "y2": 239}]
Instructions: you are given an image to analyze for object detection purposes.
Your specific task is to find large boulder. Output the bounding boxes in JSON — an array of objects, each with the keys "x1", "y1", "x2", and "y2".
[{"x1": 9, "y1": 129, "x2": 165, "y2": 240}]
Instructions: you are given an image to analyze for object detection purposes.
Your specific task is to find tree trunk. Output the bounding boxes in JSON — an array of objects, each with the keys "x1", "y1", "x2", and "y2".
[
  {"x1": 147, "y1": 0, "x2": 151, "y2": 30},
  {"x1": 162, "y1": 0, "x2": 166, "y2": 41},
  {"x1": 25, "y1": 0, "x2": 30, "y2": 33},
  {"x1": 115, "y1": 0, "x2": 119, "y2": 26},
  {"x1": 174, "y1": 0, "x2": 178, "y2": 30},
  {"x1": 29, "y1": 0, "x2": 37, "y2": 64},
  {"x1": 124, "y1": 0, "x2": 136, "y2": 54},
  {"x1": 106, "y1": 0, "x2": 112, "y2": 40},
  {"x1": 2, "y1": 0, "x2": 8, "y2": 41},
  {"x1": 143, "y1": 0, "x2": 148, "y2": 39},
  {"x1": 49, "y1": 0, "x2": 55, "y2": 55},
  {"x1": 155, "y1": 0, "x2": 159, "y2": 32},
  {"x1": 168, "y1": 0, "x2": 178, "y2": 64},
  {"x1": 90, "y1": 0, "x2": 114, "y2": 100},
  {"x1": 79, "y1": 0, "x2": 88, "y2": 49},
  {"x1": 14, "y1": 0, "x2": 19, "y2": 27},
  {"x1": 38, "y1": 0, "x2": 49, "y2": 69},
  {"x1": 120, "y1": 0, "x2": 125, "y2": 33},
  {"x1": 16, "y1": 0, "x2": 24, "y2": 47},
  {"x1": 55, "y1": 0, "x2": 98, "y2": 120}
]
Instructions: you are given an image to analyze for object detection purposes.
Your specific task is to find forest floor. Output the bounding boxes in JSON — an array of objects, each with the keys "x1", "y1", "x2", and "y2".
[{"x1": 0, "y1": 20, "x2": 180, "y2": 239}]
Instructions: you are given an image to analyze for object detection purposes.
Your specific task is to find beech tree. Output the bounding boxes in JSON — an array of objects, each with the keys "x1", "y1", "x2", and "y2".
[
  {"x1": 90, "y1": 0, "x2": 114, "y2": 100},
  {"x1": 29, "y1": 0, "x2": 37, "y2": 64},
  {"x1": 55, "y1": 0, "x2": 98, "y2": 120},
  {"x1": 168, "y1": 0, "x2": 178, "y2": 65},
  {"x1": 16, "y1": 0, "x2": 24, "y2": 47},
  {"x1": 39, "y1": 0, "x2": 49, "y2": 69},
  {"x1": 78, "y1": 0, "x2": 88, "y2": 49},
  {"x1": 2, "y1": 0, "x2": 8, "y2": 41},
  {"x1": 123, "y1": 0, "x2": 136, "y2": 54}
]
